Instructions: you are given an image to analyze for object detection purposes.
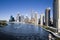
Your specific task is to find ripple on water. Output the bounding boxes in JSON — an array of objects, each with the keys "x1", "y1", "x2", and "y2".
[{"x1": 0, "y1": 23, "x2": 49, "y2": 40}]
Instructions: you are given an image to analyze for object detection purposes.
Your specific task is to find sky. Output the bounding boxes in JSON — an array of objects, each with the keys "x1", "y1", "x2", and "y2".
[{"x1": 0, "y1": 0, "x2": 53, "y2": 21}]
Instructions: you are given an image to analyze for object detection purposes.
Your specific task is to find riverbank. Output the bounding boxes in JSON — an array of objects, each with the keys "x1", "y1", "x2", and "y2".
[
  {"x1": 41, "y1": 25, "x2": 60, "y2": 40},
  {"x1": 0, "y1": 20, "x2": 7, "y2": 27}
]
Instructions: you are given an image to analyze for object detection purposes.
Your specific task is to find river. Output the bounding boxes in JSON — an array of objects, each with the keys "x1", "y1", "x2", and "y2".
[{"x1": 0, "y1": 23, "x2": 49, "y2": 40}]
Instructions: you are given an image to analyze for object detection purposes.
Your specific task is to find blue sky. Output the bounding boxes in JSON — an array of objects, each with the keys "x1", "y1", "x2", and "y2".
[{"x1": 0, "y1": 0, "x2": 53, "y2": 20}]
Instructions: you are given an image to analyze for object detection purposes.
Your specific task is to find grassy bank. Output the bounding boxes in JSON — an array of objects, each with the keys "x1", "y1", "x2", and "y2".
[
  {"x1": 0, "y1": 21, "x2": 7, "y2": 27},
  {"x1": 42, "y1": 25, "x2": 60, "y2": 40},
  {"x1": 42, "y1": 25, "x2": 56, "y2": 32}
]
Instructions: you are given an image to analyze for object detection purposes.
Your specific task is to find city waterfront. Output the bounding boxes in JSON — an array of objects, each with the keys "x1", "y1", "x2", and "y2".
[
  {"x1": 1, "y1": 0, "x2": 60, "y2": 40},
  {"x1": 0, "y1": 23, "x2": 49, "y2": 40}
]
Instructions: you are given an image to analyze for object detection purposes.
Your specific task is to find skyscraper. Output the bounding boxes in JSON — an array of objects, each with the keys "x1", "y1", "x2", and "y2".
[
  {"x1": 43, "y1": 15, "x2": 45, "y2": 25},
  {"x1": 16, "y1": 14, "x2": 21, "y2": 22},
  {"x1": 31, "y1": 10, "x2": 34, "y2": 19},
  {"x1": 34, "y1": 12, "x2": 38, "y2": 25},
  {"x1": 24, "y1": 16, "x2": 29, "y2": 23},
  {"x1": 53, "y1": 0, "x2": 60, "y2": 32},
  {"x1": 40, "y1": 13, "x2": 44, "y2": 26},
  {"x1": 21, "y1": 15, "x2": 24, "y2": 23},
  {"x1": 45, "y1": 7, "x2": 50, "y2": 26},
  {"x1": 9, "y1": 15, "x2": 15, "y2": 22}
]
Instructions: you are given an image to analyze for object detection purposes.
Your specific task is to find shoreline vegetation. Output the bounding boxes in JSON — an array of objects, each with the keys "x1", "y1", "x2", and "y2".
[{"x1": 0, "y1": 20, "x2": 7, "y2": 27}]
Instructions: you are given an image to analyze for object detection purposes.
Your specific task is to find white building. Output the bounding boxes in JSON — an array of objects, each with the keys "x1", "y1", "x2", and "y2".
[
  {"x1": 31, "y1": 10, "x2": 34, "y2": 19},
  {"x1": 21, "y1": 15, "x2": 24, "y2": 23},
  {"x1": 53, "y1": 0, "x2": 60, "y2": 32},
  {"x1": 34, "y1": 12, "x2": 38, "y2": 25},
  {"x1": 40, "y1": 13, "x2": 44, "y2": 26},
  {"x1": 16, "y1": 14, "x2": 20, "y2": 22}
]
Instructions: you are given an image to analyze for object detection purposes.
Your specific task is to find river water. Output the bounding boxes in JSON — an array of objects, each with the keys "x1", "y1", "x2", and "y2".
[{"x1": 0, "y1": 23, "x2": 49, "y2": 40}]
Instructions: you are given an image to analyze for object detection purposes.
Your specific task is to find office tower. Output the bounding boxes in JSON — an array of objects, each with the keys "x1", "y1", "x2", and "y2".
[
  {"x1": 30, "y1": 17, "x2": 35, "y2": 24},
  {"x1": 16, "y1": 14, "x2": 20, "y2": 22},
  {"x1": 45, "y1": 7, "x2": 50, "y2": 26},
  {"x1": 9, "y1": 15, "x2": 15, "y2": 22},
  {"x1": 50, "y1": 17, "x2": 53, "y2": 26},
  {"x1": 53, "y1": 0, "x2": 60, "y2": 32},
  {"x1": 31, "y1": 10, "x2": 34, "y2": 19},
  {"x1": 38, "y1": 18, "x2": 40, "y2": 24},
  {"x1": 19, "y1": 16, "x2": 21, "y2": 22},
  {"x1": 21, "y1": 15, "x2": 24, "y2": 23},
  {"x1": 40, "y1": 14, "x2": 44, "y2": 26},
  {"x1": 42, "y1": 14, "x2": 45, "y2": 25},
  {"x1": 34, "y1": 12, "x2": 38, "y2": 25},
  {"x1": 24, "y1": 16, "x2": 29, "y2": 23}
]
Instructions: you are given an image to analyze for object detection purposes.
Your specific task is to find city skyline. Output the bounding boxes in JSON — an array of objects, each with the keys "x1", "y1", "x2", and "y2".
[
  {"x1": 0, "y1": 0, "x2": 60, "y2": 40},
  {"x1": 0, "y1": 0, "x2": 53, "y2": 20}
]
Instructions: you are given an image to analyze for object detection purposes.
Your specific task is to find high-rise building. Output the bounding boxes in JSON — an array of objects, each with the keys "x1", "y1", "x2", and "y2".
[
  {"x1": 43, "y1": 15, "x2": 45, "y2": 25},
  {"x1": 45, "y1": 8, "x2": 50, "y2": 26},
  {"x1": 19, "y1": 16, "x2": 21, "y2": 22},
  {"x1": 40, "y1": 13, "x2": 44, "y2": 26},
  {"x1": 16, "y1": 14, "x2": 21, "y2": 22},
  {"x1": 34, "y1": 12, "x2": 38, "y2": 25},
  {"x1": 50, "y1": 17, "x2": 53, "y2": 26},
  {"x1": 9, "y1": 15, "x2": 15, "y2": 22},
  {"x1": 21, "y1": 15, "x2": 24, "y2": 23},
  {"x1": 31, "y1": 10, "x2": 34, "y2": 19},
  {"x1": 24, "y1": 16, "x2": 29, "y2": 23},
  {"x1": 53, "y1": 0, "x2": 60, "y2": 32}
]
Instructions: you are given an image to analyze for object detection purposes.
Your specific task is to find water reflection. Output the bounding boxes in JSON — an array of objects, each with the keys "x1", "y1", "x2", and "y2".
[{"x1": 0, "y1": 23, "x2": 49, "y2": 40}]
